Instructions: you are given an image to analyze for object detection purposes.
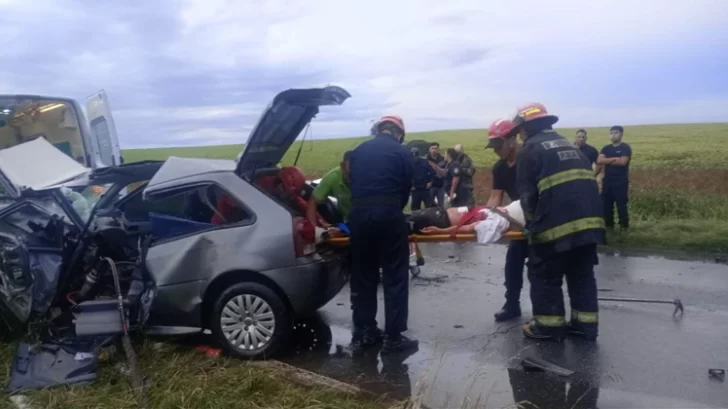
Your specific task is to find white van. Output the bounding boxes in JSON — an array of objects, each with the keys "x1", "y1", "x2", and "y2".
[{"x1": 0, "y1": 90, "x2": 122, "y2": 196}]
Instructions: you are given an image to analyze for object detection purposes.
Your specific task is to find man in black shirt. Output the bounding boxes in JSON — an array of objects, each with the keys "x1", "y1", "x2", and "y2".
[
  {"x1": 574, "y1": 129, "x2": 599, "y2": 167},
  {"x1": 426, "y1": 142, "x2": 447, "y2": 207},
  {"x1": 597, "y1": 125, "x2": 632, "y2": 230},
  {"x1": 485, "y1": 118, "x2": 528, "y2": 322}
]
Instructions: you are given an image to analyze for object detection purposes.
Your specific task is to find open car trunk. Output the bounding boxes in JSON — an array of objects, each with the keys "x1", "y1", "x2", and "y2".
[{"x1": 234, "y1": 86, "x2": 351, "y2": 177}]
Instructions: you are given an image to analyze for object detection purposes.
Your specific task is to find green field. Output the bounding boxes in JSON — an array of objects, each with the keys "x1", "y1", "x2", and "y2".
[{"x1": 124, "y1": 123, "x2": 728, "y2": 255}]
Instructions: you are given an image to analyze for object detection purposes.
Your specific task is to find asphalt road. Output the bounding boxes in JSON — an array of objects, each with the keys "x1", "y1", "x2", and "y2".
[{"x1": 280, "y1": 243, "x2": 728, "y2": 409}]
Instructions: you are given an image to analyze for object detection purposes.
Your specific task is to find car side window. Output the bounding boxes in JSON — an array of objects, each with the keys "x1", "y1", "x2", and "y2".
[{"x1": 119, "y1": 184, "x2": 252, "y2": 227}]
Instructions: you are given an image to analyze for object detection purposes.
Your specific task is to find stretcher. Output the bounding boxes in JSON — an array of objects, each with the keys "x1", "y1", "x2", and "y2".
[
  {"x1": 326, "y1": 230, "x2": 525, "y2": 247},
  {"x1": 327, "y1": 230, "x2": 526, "y2": 277}
]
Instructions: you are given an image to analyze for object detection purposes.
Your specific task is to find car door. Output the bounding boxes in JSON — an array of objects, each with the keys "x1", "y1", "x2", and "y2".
[{"x1": 86, "y1": 90, "x2": 123, "y2": 168}]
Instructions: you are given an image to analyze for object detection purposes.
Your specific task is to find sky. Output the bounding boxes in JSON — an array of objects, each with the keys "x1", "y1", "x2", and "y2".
[{"x1": 0, "y1": 0, "x2": 727, "y2": 148}]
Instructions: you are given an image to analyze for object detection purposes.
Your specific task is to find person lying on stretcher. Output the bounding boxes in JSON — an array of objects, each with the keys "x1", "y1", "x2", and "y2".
[{"x1": 407, "y1": 200, "x2": 525, "y2": 244}]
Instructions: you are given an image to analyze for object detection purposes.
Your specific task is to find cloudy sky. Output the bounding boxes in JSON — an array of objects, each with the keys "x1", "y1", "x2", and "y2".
[{"x1": 1, "y1": 0, "x2": 727, "y2": 148}]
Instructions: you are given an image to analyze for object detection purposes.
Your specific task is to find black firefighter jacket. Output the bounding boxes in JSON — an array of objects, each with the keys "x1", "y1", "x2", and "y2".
[{"x1": 516, "y1": 130, "x2": 606, "y2": 261}]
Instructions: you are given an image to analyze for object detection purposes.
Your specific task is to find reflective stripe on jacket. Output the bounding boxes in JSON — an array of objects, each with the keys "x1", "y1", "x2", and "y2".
[{"x1": 516, "y1": 130, "x2": 605, "y2": 258}]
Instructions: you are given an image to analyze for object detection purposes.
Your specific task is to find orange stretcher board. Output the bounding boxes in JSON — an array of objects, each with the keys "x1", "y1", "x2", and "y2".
[{"x1": 326, "y1": 230, "x2": 525, "y2": 247}]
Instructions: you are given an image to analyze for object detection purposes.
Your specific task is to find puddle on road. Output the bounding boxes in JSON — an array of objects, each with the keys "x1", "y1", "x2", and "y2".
[{"x1": 276, "y1": 315, "x2": 720, "y2": 409}]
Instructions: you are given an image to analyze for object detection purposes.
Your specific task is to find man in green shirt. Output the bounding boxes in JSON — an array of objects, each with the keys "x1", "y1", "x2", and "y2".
[{"x1": 307, "y1": 151, "x2": 353, "y2": 232}]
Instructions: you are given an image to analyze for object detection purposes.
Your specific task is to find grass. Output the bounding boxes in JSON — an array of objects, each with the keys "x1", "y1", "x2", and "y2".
[
  {"x1": 0, "y1": 337, "x2": 386, "y2": 409},
  {"x1": 124, "y1": 122, "x2": 728, "y2": 255}
]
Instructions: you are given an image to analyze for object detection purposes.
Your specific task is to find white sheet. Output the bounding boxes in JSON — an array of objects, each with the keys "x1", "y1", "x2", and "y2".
[
  {"x1": 503, "y1": 200, "x2": 526, "y2": 226},
  {"x1": 474, "y1": 212, "x2": 511, "y2": 244},
  {"x1": 0, "y1": 138, "x2": 89, "y2": 193}
]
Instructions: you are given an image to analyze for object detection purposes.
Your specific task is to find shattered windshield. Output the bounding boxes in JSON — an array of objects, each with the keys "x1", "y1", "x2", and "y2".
[{"x1": 0, "y1": 96, "x2": 86, "y2": 165}]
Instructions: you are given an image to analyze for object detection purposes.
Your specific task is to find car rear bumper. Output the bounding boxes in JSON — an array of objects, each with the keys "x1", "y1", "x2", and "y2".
[{"x1": 268, "y1": 249, "x2": 350, "y2": 316}]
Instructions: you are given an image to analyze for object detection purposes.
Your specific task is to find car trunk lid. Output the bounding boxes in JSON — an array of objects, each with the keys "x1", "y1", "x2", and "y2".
[{"x1": 234, "y1": 86, "x2": 351, "y2": 177}]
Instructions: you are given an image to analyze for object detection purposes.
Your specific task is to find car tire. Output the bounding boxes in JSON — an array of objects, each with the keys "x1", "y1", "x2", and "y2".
[{"x1": 210, "y1": 282, "x2": 290, "y2": 359}]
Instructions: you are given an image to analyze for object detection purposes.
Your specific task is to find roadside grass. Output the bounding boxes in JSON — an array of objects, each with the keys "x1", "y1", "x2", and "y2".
[
  {"x1": 0, "y1": 338, "x2": 386, "y2": 409},
  {"x1": 122, "y1": 123, "x2": 728, "y2": 255}
]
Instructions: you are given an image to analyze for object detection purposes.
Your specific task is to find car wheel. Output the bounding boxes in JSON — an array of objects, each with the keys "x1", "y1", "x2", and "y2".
[{"x1": 210, "y1": 282, "x2": 290, "y2": 359}]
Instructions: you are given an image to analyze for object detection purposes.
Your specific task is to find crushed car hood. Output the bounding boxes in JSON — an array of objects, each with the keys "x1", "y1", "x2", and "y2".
[
  {"x1": 235, "y1": 86, "x2": 351, "y2": 176},
  {"x1": 0, "y1": 138, "x2": 90, "y2": 197}
]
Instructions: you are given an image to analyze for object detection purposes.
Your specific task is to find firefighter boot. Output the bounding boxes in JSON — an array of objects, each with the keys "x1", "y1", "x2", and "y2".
[
  {"x1": 523, "y1": 319, "x2": 566, "y2": 342},
  {"x1": 567, "y1": 311, "x2": 599, "y2": 341},
  {"x1": 494, "y1": 301, "x2": 522, "y2": 322}
]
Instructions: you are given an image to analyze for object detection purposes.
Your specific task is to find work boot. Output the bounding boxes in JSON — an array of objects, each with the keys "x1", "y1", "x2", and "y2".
[
  {"x1": 381, "y1": 334, "x2": 419, "y2": 355},
  {"x1": 567, "y1": 321, "x2": 598, "y2": 341},
  {"x1": 494, "y1": 302, "x2": 522, "y2": 322},
  {"x1": 522, "y1": 320, "x2": 566, "y2": 342},
  {"x1": 351, "y1": 327, "x2": 384, "y2": 349}
]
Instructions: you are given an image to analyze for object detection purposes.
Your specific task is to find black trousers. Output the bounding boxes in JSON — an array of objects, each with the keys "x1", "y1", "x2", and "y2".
[
  {"x1": 410, "y1": 189, "x2": 434, "y2": 210},
  {"x1": 449, "y1": 189, "x2": 472, "y2": 207},
  {"x1": 528, "y1": 244, "x2": 599, "y2": 326},
  {"x1": 430, "y1": 187, "x2": 445, "y2": 208},
  {"x1": 504, "y1": 239, "x2": 528, "y2": 304},
  {"x1": 602, "y1": 182, "x2": 629, "y2": 228},
  {"x1": 349, "y1": 207, "x2": 410, "y2": 336}
]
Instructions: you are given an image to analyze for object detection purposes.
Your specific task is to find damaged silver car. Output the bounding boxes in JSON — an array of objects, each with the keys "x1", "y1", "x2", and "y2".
[{"x1": 0, "y1": 86, "x2": 352, "y2": 392}]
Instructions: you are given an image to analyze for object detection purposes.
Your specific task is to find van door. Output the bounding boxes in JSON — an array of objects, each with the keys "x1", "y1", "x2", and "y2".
[{"x1": 86, "y1": 90, "x2": 122, "y2": 168}]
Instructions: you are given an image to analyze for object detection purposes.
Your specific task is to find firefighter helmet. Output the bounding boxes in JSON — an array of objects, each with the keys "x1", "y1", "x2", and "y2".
[
  {"x1": 485, "y1": 118, "x2": 517, "y2": 149},
  {"x1": 371, "y1": 115, "x2": 406, "y2": 137},
  {"x1": 512, "y1": 102, "x2": 558, "y2": 127}
]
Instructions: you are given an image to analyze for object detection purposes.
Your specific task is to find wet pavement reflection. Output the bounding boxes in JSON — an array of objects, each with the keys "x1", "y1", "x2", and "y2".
[{"x1": 278, "y1": 243, "x2": 728, "y2": 409}]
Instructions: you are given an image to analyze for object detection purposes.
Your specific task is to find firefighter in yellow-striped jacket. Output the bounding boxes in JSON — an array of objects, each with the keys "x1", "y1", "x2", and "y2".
[{"x1": 512, "y1": 102, "x2": 606, "y2": 342}]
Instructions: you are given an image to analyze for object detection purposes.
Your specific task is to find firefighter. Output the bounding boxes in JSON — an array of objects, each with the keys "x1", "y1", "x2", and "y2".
[
  {"x1": 348, "y1": 115, "x2": 418, "y2": 354},
  {"x1": 484, "y1": 118, "x2": 528, "y2": 322},
  {"x1": 512, "y1": 102, "x2": 605, "y2": 342}
]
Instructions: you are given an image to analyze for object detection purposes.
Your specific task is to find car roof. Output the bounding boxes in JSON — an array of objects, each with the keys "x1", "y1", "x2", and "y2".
[{"x1": 144, "y1": 156, "x2": 236, "y2": 195}]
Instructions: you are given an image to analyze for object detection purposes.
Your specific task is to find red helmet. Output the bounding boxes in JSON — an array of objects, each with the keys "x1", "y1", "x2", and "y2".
[
  {"x1": 485, "y1": 118, "x2": 517, "y2": 149},
  {"x1": 512, "y1": 102, "x2": 558, "y2": 127},
  {"x1": 371, "y1": 115, "x2": 406, "y2": 136}
]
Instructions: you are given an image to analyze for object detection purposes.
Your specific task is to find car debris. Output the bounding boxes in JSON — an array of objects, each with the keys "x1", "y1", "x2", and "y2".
[
  {"x1": 708, "y1": 368, "x2": 725, "y2": 382},
  {"x1": 521, "y1": 355, "x2": 575, "y2": 377},
  {"x1": 7, "y1": 343, "x2": 99, "y2": 392}
]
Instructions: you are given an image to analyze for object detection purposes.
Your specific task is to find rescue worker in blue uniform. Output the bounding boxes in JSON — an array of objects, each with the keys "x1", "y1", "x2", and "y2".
[
  {"x1": 348, "y1": 115, "x2": 418, "y2": 354},
  {"x1": 410, "y1": 147, "x2": 435, "y2": 210},
  {"x1": 512, "y1": 103, "x2": 605, "y2": 342}
]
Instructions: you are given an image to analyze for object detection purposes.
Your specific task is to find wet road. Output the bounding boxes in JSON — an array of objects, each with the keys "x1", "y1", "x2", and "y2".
[{"x1": 280, "y1": 243, "x2": 728, "y2": 408}]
